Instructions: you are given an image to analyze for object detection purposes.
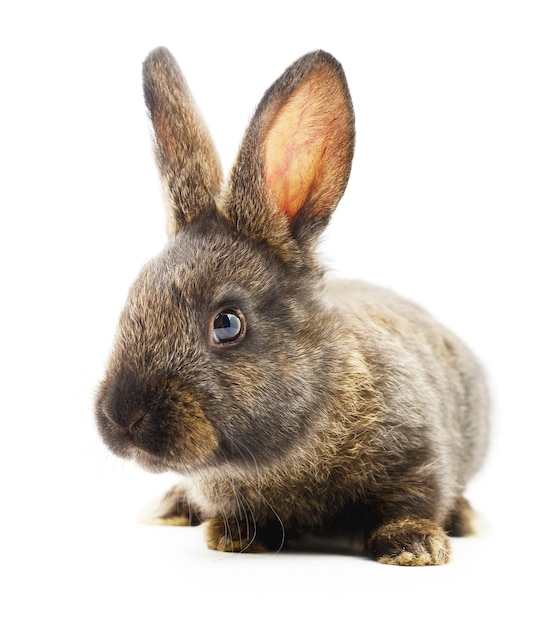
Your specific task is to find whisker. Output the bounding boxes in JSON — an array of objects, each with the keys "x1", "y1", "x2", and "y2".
[
  {"x1": 230, "y1": 440, "x2": 287, "y2": 553},
  {"x1": 218, "y1": 450, "x2": 258, "y2": 553}
]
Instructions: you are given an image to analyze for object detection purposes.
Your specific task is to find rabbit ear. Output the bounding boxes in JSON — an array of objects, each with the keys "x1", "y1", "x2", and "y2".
[
  {"x1": 143, "y1": 48, "x2": 223, "y2": 235},
  {"x1": 225, "y1": 50, "x2": 355, "y2": 248}
]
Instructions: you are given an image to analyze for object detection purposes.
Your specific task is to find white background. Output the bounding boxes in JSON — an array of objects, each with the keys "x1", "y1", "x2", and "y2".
[{"x1": 1, "y1": 1, "x2": 534, "y2": 623}]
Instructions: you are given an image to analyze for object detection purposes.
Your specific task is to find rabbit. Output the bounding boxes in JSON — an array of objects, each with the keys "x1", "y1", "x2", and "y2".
[{"x1": 95, "y1": 47, "x2": 489, "y2": 565}]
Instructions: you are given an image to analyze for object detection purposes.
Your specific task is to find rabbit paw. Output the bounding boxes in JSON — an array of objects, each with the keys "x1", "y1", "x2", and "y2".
[
  {"x1": 138, "y1": 484, "x2": 202, "y2": 527},
  {"x1": 204, "y1": 517, "x2": 269, "y2": 553},
  {"x1": 368, "y1": 518, "x2": 451, "y2": 566},
  {"x1": 444, "y1": 496, "x2": 476, "y2": 537}
]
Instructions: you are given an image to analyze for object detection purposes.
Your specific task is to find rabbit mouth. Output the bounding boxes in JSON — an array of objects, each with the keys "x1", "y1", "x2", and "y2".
[
  {"x1": 100, "y1": 417, "x2": 214, "y2": 474},
  {"x1": 132, "y1": 448, "x2": 169, "y2": 473}
]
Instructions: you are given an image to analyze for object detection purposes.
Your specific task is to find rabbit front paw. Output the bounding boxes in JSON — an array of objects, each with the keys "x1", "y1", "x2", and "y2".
[
  {"x1": 138, "y1": 484, "x2": 202, "y2": 527},
  {"x1": 204, "y1": 517, "x2": 270, "y2": 553},
  {"x1": 367, "y1": 518, "x2": 451, "y2": 566}
]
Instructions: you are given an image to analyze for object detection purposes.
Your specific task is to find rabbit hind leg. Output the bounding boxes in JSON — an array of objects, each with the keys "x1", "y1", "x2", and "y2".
[{"x1": 444, "y1": 496, "x2": 477, "y2": 537}]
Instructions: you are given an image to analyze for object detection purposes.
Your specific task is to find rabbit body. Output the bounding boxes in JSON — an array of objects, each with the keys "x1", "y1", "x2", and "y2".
[{"x1": 96, "y1": 48, "x2": 489, "y2": 565}]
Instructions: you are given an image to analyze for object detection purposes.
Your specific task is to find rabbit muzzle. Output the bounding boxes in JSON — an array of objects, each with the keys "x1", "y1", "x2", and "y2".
[{"x1": 95, "y1": 372, "x2": 219, "y2": 472}]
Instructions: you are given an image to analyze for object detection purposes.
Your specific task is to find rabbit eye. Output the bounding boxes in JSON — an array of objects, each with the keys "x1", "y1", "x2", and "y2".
[{"x1": 212, "y1": 309, "x2": 245, "y2": 345}]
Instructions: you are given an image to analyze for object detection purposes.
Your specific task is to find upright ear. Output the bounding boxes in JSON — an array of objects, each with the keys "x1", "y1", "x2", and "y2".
[
  {"x1": 143, "y1": 47, "x2": 223, "y2": 235},
  {"x1": 225, "y1": 50, "x2": 355, "y2": 248}
]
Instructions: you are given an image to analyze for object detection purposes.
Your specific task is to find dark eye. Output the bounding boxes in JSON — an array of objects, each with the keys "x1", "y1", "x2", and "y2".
[{"x1": 212, "y1": 309, "x2": 245, "y2": 345}]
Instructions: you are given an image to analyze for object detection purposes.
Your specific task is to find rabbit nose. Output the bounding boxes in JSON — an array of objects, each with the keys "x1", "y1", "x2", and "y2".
[{"x1": 99, "y1": 398, "x2": 147, "y2": 431}]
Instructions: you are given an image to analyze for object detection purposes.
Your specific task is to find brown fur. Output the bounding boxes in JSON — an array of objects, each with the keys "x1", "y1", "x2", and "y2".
[{"x1": 95, "y1": 48, "x2": 489, "y2": 565}]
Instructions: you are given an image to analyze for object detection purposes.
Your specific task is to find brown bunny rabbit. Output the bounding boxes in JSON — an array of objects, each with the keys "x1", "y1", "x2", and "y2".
[{"x1": 95, "y1": 47, "x2": 489, "y2": 565}]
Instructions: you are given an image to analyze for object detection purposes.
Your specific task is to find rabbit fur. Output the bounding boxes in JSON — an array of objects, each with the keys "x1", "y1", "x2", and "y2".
[{"x1": 95, "y1": 47, "x2": 489, "y2": 565}]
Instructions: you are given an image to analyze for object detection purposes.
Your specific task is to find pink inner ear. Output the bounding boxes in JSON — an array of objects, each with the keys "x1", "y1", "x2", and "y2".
[
  {"x1": 262, "y1": 66, "x2": 350, "y2": 220},
  {"x1": 264, "y1": 83, "x2": 326, "y2": 218}
]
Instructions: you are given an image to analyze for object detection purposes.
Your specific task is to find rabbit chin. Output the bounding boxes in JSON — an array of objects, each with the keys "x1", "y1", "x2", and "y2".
[
  {"x1": 132, "y1": 448, "x2": 170, "y2": 474},
  {"x1": 129, "y1": 440, "x2": 219, "y2": 475}
]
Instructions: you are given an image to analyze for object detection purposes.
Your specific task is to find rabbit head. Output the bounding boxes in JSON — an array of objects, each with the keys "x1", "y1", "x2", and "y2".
[{"x1": 95, "y1": 48, "x2": 355, "y2": 475}]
